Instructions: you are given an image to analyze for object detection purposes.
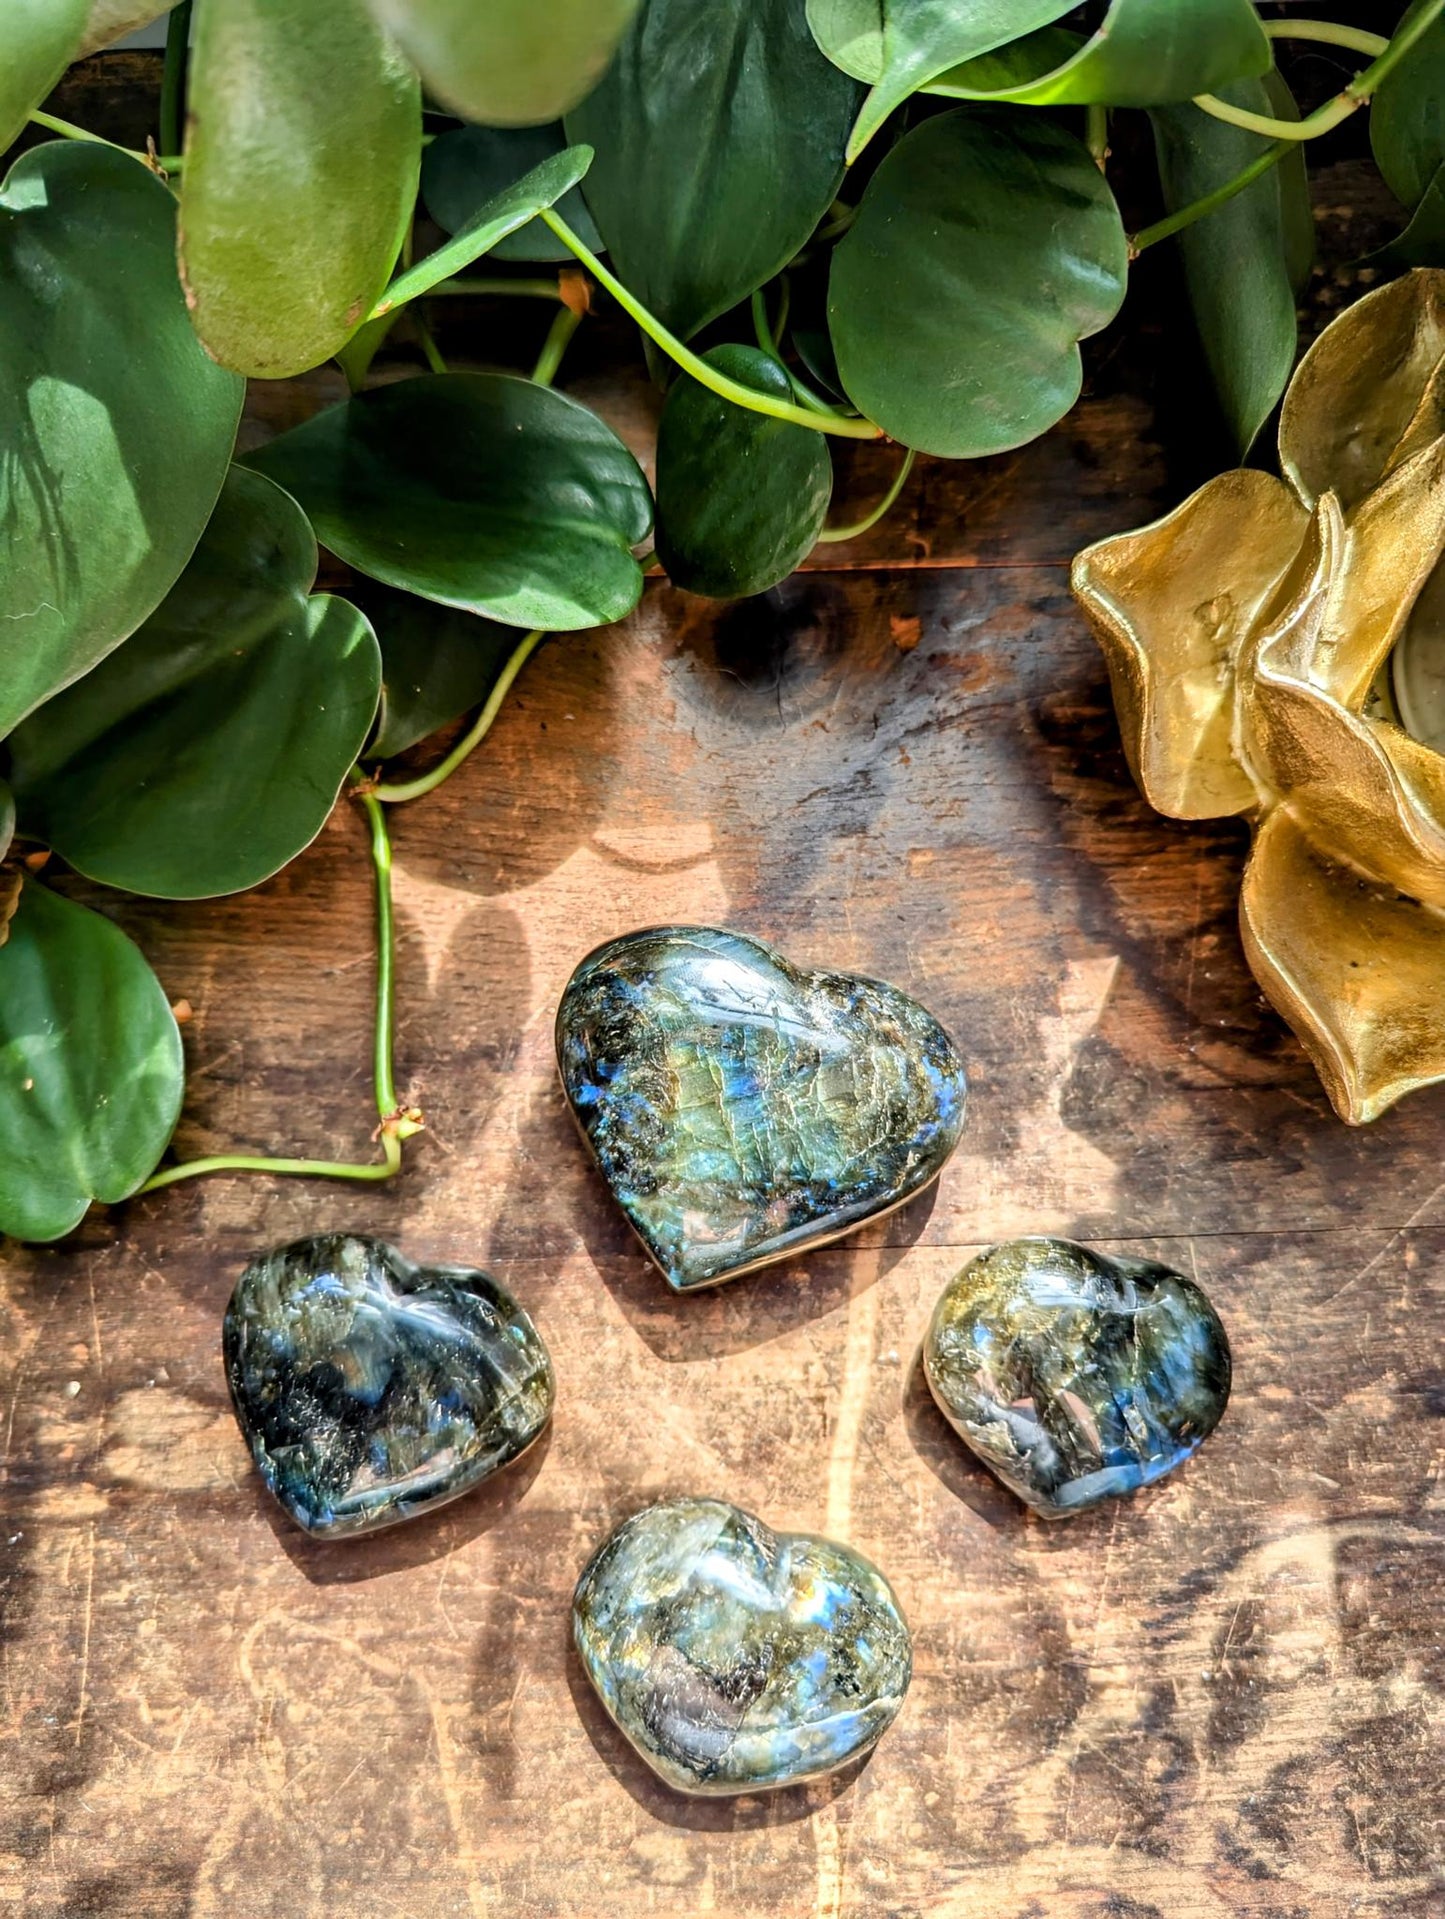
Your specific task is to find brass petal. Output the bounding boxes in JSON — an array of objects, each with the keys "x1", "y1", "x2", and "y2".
[
  {"x1": 1241, "y1": 808, "x2": 1445, "y2": 1123},
  {"x1": 1279, "y1": 269, "x2": 1445, "y2": 512},
  {"x1": 1071, "y1": 470, "x2": 1304, "y2": 820}
]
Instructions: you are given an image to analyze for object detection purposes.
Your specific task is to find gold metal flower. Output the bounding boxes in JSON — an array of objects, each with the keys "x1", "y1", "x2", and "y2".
[{"x1": 1072, "y1": 270, "x2": 1445, "y2": 1124}]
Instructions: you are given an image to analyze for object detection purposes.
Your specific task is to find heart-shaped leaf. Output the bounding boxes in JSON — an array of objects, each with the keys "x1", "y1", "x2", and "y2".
[
  {"x1": 828, "y1": 108, "x2": 1128, "y2": 458},
  {"x1": 0, "y1": 881, "x2": 183, "y2": 1243},
  {"x1": 362, "y1": 584, "x2": 521, "y2": 759},
  {"x1": 422, "y1": 123, "x2": 603, "y2": 262},
  {"x1": 365, "y1": 0, "x2": 641, "y2": 127},
  {"x1": 8, "y1": 469, "x2": 381, "y2": 900},
  {"x1": 1373, "y1": 0, "x2": 1445, "y2": 214},
  {"x1": 566, "y1": 0, "x2": 863, "y2": 339},
  {"x1": 1, "y1": 0, "x2": 88, "y2": 151},
  {"x1": 0, "y1": 142, "x2": 242, "y2": 739},
  {"x1": 807, "y1": 0, "x2": 1078, "y2": 160},
  {"x1": 1152, "y1": 77, "x2": 1311, "y2": 454},
  {"x1": 375, "y1": 146, "x2": 592, "y2": 314},
  {"x1": 179, "y1": 0, "x2": 420, "y2": 378},
  {"x1": 245, "y1": 373, "x2": 653, "y2": 630},
  {"x1": 655, "y1": 346, "x2": 833, "y2": 599}
]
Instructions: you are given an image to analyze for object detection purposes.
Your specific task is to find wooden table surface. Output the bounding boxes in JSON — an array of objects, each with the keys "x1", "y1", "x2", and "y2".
[{"x1": 2, "y1": 62, "x2": 1442, "y2": 1919}]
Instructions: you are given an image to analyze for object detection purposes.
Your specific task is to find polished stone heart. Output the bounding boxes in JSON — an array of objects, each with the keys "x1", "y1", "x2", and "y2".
[
  {"x1": 924, "y1": 1237, "x2": 1231, "y2": 1518},
  {"x1": 224, "y1": 1233, "x2": 554, "y2": 1539},
  {"x1": 556, "y1": 926, "x2": 967, "y2": 1290},
  {"x1": 573, "y1": 1497, "x2": 912, "y2": 1795}
]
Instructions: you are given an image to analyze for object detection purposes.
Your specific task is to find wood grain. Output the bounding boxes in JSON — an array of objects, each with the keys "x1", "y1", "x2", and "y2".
[{"x1": 1, "y1": 54, "x2": 1441, "y2": 1919}]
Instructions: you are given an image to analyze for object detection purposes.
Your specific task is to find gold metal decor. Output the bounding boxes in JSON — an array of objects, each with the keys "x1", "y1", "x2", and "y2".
[{"x1": 1072, "y1": 269, "x2": 1445, "y2": 1124}]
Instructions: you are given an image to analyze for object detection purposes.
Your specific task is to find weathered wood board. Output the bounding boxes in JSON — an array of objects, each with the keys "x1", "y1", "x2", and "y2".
[{"x1": 0, "y1": 54, "x2": 1440, "y2": 1919}]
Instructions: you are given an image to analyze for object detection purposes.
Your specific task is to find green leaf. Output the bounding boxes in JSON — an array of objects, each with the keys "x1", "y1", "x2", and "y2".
[
  {"x1": 366, "y1": 0, "x2": 642, "y2": 127},
  {"x1": 922, "y1": 0, "x2": 1270, "y2": 110},
  {"x1": 0, "y1": 780, "x2": 13, "y2": 866},
  {"x1": 422, "y1": 123, "x2": 603, "y2": 262},
  {"x1": 179, "y1": 0, "x2": 421, "y2": 379},
  {"x1": 362, "y1": 585, "x2": 520, "y2": 759},
  {"x1": 375, "y1": 146, "x2": 593, "y2": 314},
  {"x1": 1370, "y1": 160, "x2": 1445, "y2": 269},
  {"x1": 828, "y1": 107, "x2": 1127, "y2": 458},
  {"x1": 807, "y1": 0, "x2": 1079, "y2": 160},
  {"x1": 0, "y1": 881, "x2": 182, "y2": 1242},
  {"x1": 925, "y1": 25, "x2": 1085, "y2": 97},
  {"x1": 566, "y1": 0, "x2": 863, "y2": 339},
  {"x1": 1, "y1": 0, "x2": 88, "y2": 152},
  {"x1": 245, "y1": 372, "x2": 653, "y2": 631},
  {"x1": 1151, "y1": 78, "x2": 1310, "y2": 456},
  {"x1": 1372, "y1": 0, "x2": 1445, "y2": 212},
  {"x1": 0, "y1": 142, "x2": 242, "y2": 740},
  {"x1": 78, "y1": 2, "x2": 165, "y2": 57},
  {"x1": 8, "y1": 469, "x2": 381, "y2": 901},
  {"x1": 655, "y1": 346, "x2": 833, "y2": 599}
]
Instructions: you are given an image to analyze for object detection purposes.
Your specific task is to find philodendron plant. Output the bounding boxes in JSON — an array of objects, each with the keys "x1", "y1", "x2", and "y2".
[{"x1": 2, "y1": 0, "x2": 1444, "y2": 1241}]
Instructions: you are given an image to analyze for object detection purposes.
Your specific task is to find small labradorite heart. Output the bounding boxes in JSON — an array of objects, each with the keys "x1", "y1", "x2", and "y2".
[
  {"x1": 573, "y1": 1497, "x2": 912, "y2": 1795},
  {"x1": 924, "y1": 1237, "x2": 1231, "y2": 1518},
  {"x1": 555, "y1": 926, "x2": 968, "y2": 1290},
  {"x1": 223, "y1": 1234, "x2": 554, "y2": 1539}
]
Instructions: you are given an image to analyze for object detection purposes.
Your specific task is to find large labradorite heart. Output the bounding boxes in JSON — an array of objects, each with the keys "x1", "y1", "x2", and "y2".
[
  {"x1": 224, "y1": 1234, "x2": 554, "y2": 1539},
  {"x1": 573, "y1": 1497, "x2": 912, "y2": 1795},
  {"x1": 556, "y1": 926, "x2": 968, "y2": 1290},
  {"x1": 924, "y1": 1237, "x2": 1231, "y2": 1518}
]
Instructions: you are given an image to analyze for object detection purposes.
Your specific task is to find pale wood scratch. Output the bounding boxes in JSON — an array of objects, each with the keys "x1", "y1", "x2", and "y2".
[{"x1": 72, "y1": 1522, "x2": 96, "y2": 1749}]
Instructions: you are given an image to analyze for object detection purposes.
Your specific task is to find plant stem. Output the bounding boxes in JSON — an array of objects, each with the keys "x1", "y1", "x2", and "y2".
[
  {"x1": 1131, "y1": 140, "x2": 1294, "y2": 252},
  {"x1": 412, "y1": 310, "x2": 448, "y2": 374},
  {"x1": 372, "y1": 629, "x2": 547, "y2": 805},
  {"x1": 751, "y1": 288, "x2": 778, "y2": 358},
  {"x1": 539, "y1": 207, "x2": 883, "y2": 440},
  {"x1": 1085, "y1": 102, "x2": 1109, "y2": 168},
  {"x1": 136, "y1": 788, "x2": 412, "y2": 1195},
  {"x1": 816, "y1": 448, "x2": 917, "y2": 543},
  {"x1": 159, "y1": 0, "x2": 192, "y2": 160},
  {"x1": 532, "y1": 303, "x2": 581, "y2": 385},
  {"x1": 1261, "y1": 19, "x2": 1388, "y2": 58},
  {"x1": 1194, "y1": 0, "x2": 1445, "y2": 140},
  {"x1": 427, "y1": 276, "x2": 564, "y2": 299},
  {"x1": 27, "y1": 110, "x2": 111, "y2": 145}
]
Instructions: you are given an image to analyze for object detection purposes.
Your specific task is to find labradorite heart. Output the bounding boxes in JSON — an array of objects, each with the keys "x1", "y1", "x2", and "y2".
[
  {"x1": 924, "y1": 1237, "x2": 1231, "y2": 1518},
  {"x1": 223, "y1": 1234, "x2": 554, "y2": 1538},
  {"x1": 555, "y1": 926, "x2": 968, "y2": 1290},
  {"x1": 573, "y1": 1497, "x2": 912, "y2": 1795}
]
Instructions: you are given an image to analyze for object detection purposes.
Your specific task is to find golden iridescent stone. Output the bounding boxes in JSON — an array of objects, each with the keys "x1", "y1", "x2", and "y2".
[
  {"x1": 924, "y1": 1237, "x2": 1231, "y2": 1518},
  {"x1": 556, "y1": 926, "x2": 968, "y2": 1289},
  {"x1": 573, "y1": 1497, "x2": 912, "y2": 1794}
]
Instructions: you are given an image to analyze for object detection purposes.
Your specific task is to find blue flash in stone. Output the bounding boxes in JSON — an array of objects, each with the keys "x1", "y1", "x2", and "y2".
[
  {"x1": 224, "y1": 1234, "x2": 554, "y2": 1539},
  {"x1": 555, "y1": 926, "x2": 968, "y2": 1290},
  {"x1": 572, "y1": 1497, "x2": 912, "y2": 1795},
  {"x1": 924, "y1": 1237, "x2": 1231, "y2": 1518}
]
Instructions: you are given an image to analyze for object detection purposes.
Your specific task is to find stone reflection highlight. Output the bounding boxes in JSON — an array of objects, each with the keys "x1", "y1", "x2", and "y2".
[
  {"x1": 573, "y1": 1496, "x2": 912, "y2": 1795},
  {"x1": 924, "y1": 1237, "x2": 1231, "y2": 1517},
  {"x1": 224, "y1": 1233, "x2": 554, "y2": 1538},
  {"x1": 556, "y1": 925, "x2": 968, "y2": 1290}
]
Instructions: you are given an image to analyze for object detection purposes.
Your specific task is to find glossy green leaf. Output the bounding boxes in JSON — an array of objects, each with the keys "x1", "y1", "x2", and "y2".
[
  {"x1": 0, "y1": 881, "x2": 182, "y2": 1242},
  {"x1": 422, "y1": 123, "x2": 602, "y2": 262},
  {"x1": 362, "y1": 585, "x2": 520, "y2": 758},
  {"x1": 0, "y1": 780, "x2": 13, "y2": 866},
  {"x1": 245, "y1": 373, "x2": 653, "y2": 631},
  {"x1": 375, "y1": 146, "x2": 592, "y2": 313},
  {"x1": 566, "y1": 0, "x2": 863, "y2": 339},
  {"x1": 366, "y1": 0, "x2": 641, "y2": 127},
  {"x1": 1371, "y1": 161, "x2": 1445, "y2": 269},
  {"x1": 1373, "y1": 0, "x2": 1445, "y2": 212},
  {"x1": 921, "y1": 0, "x2": 1270, "y2": 111},
  {"x1": 1152, "y1": 78, "x2": 1310, "y2": 455},
  {"x1": 78, "y1": 2, "x2": 165, "y2": 57},
  {"x1": 807, "y1": 0, "x2": 1077, "y2": 160},
  {"x1": 8, "y1": 470, "x2": 381, "y2": 900},
  {"x1": 655, "y1": 346, "x2": 833, "y2": 600},
  {"x1": 0, "y1": 142, "x2": 242, "y2": 740},
  {"x1": 1, "y1": 0, "x2": 88, "y2": 152},
  {"x1": 925, "y1": 24, "x2": 1084, "y2": 97},
  {"x1": 179, "y1": 0, "x2": 420, "y2": 379},
  {"x1": 828, "y1": 108, "x2": 1127, "y2": 457}
]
